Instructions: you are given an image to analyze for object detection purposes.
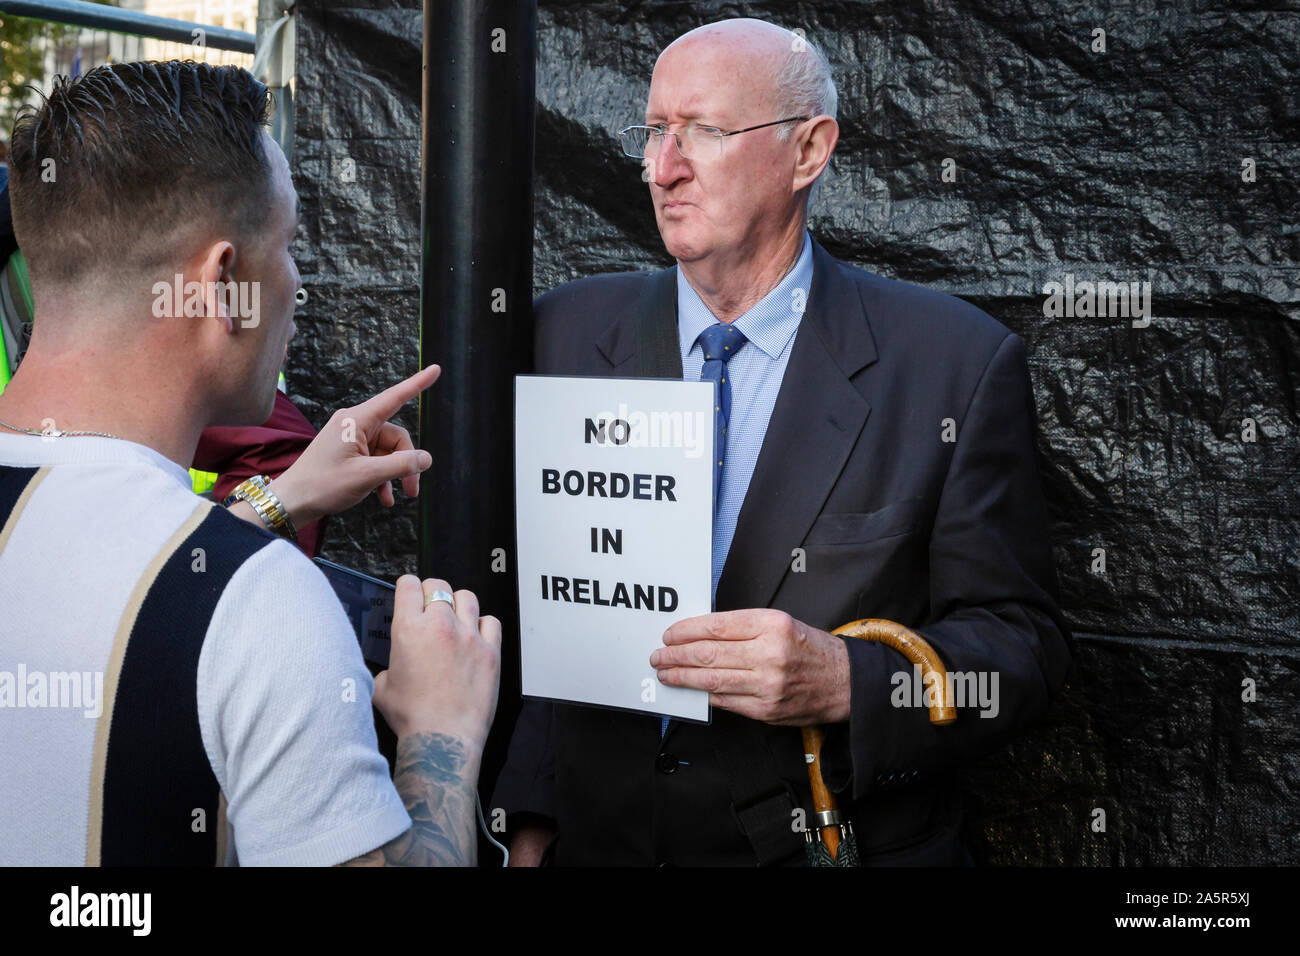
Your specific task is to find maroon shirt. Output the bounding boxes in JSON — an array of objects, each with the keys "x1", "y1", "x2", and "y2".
[{"x1": 193, "y1": 390, "x2": 326, "y2": 557}]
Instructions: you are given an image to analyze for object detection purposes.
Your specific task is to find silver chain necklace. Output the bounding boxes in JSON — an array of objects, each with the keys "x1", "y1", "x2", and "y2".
[{"x1": 0, "y1": 417, "x2": 124, "y2": 440}]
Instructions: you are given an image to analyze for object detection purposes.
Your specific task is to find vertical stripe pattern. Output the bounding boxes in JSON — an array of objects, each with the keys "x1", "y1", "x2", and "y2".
[
  {"x1": 0, "y1": 465, "x2": 47, "y2": 558},
  {"x1": 88, "y1": 503, "x2": 277, "y2": 865}
]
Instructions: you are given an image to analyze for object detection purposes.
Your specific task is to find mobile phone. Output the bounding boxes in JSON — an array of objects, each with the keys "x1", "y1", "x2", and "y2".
[{"x1": 314, "y1": 558, "x2": 394, "y2": 668}]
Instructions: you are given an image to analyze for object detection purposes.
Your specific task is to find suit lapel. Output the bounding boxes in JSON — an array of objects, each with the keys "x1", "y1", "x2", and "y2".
[
  {"x1": 595, "y1": 266, "x2": 682, "y2": 379},
  {"x1": 713, "y1": 239, "x2": 878, "y2": 613}
]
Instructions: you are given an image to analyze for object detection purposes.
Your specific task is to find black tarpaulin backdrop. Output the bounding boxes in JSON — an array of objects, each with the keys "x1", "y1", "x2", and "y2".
[{"x1": 288, "y1": 0, "x2": 1299, "y2": 864}]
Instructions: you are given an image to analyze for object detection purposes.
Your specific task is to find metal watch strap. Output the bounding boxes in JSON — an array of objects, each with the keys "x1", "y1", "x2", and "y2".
[
  {"x1": 223, "y1": 475, "x2": 298, "y2": 538},
  {"x1": 248, "y1": 475, "x2": 297, "y2": 537}
]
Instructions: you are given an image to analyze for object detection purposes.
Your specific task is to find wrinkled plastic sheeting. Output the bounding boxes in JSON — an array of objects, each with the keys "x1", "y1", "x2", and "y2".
[
  {"x1": 291, "y1": 1, "x2": 425, "y2": 575},
  {"x1": 291, "y1": 0, "x2": 1299, "y2": 863}
]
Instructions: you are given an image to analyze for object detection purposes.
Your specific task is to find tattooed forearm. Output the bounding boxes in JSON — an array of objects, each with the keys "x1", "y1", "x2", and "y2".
[{"x1": 339, "y1": 732, "x2": 480, "y2": 867}]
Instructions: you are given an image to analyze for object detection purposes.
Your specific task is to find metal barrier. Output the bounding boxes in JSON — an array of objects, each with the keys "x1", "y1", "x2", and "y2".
[
  {"x1": 0, "y1": 1, "x2": 254, "y2": 52},
  {"x1": 0, "y1": 1, "x2": 293, "y2": 158}
]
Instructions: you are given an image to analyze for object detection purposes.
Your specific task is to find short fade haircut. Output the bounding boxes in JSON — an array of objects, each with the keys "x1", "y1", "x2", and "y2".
[{"x1": 8, "y1": 61, "x2": 273, "y2": 288}]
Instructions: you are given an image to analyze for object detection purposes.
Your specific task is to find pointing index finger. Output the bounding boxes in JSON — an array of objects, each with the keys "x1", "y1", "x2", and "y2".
[{"x1": 356, "y1": 364, "x2": 442, "y2": 423}]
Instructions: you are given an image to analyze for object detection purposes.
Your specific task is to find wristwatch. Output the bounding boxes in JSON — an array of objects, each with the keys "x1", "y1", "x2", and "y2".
[{"x1": 222, "y1": 475, "x2": 298, "y2": 539}]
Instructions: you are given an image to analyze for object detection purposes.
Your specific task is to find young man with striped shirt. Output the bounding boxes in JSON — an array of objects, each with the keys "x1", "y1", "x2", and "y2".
[{"x1": 0, "y1": 62, "x2": 499, "y2": 866}]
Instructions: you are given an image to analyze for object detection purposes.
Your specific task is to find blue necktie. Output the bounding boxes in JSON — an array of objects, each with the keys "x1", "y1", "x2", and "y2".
[
  {"x1": 660, "y1": 322, "x2": 748, "y2": 738},
  {"x1": 698, "y1": 322, "x2": 749, "y2": 509}
]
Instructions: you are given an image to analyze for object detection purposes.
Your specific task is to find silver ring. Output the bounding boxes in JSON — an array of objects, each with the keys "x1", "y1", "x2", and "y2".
[{"x1": 425, "y1": 589, "x2": 455, "y2": 609}]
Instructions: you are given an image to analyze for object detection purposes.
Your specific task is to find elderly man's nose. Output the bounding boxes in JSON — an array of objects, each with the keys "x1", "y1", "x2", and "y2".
[{"x1": 652, "y1": 132, "x2": 690, "y2": 186}]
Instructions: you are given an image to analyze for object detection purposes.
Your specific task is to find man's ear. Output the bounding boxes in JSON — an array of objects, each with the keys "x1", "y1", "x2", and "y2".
[
  {"x1": 196, "y1": 240, "x2": 237, "y2": 334},
  {"x1": 792, "y1": 115, "x2": 839, "y2": 193}
]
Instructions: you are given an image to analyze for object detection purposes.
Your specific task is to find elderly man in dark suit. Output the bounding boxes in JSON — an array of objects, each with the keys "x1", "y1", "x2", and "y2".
[{"x1": 493, "y1": 17, "x2": 1072, "y2": 866}]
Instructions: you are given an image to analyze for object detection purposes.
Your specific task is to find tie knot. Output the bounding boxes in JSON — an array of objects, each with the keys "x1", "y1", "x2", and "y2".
[{"x1": 696, "y1": 323, "x2": 748, "y2": 363}]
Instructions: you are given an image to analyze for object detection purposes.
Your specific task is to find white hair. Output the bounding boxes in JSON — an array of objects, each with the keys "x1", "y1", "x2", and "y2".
[
  {"x1": 773, "y1": 31, "x2": 837, "y2": 209},
  {"x1": 774, "y1": 32, "x2": 838, "y2": 135}
]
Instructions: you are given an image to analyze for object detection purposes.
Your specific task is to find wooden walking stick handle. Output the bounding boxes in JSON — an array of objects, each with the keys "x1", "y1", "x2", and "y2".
[{"x1": 802, "y1": 618, "x2": 957, "y2": 860}]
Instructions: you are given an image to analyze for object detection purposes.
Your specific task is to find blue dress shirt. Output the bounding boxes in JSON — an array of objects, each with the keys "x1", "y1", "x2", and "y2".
[{"x1": 677, "y1": 232, "x2": 813, "y2": 605}]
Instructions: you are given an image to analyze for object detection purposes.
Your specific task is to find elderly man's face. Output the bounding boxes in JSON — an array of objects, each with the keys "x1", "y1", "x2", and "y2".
[{"x1": 644, "y1": 35, "x2": 798, "y2": 265}]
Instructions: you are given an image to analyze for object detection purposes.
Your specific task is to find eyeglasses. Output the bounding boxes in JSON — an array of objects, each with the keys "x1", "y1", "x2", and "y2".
[{"x1": 618, "y1": 117, "x2": 810, "y2": 160}]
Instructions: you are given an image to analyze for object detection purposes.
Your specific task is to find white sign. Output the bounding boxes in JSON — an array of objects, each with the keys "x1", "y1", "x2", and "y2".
[{"x1": 514, "y1": 375, "x2": 714, "y2": 721}]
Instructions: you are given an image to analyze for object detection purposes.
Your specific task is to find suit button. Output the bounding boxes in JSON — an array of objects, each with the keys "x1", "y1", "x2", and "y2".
[
  {"x1": 656, "y1": 752, "x2": 677, "y2": 775},
  {"x1": 887, "y1": 772, "x2": 897, "y2": 783},
  {"x1": 658, "y1": 861, "x2": 674, "y2": 868}
]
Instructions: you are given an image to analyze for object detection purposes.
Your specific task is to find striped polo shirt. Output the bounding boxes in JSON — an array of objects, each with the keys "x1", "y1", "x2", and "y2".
[{"x1": 0, "y1": 433, "x2": 410, "y2": 865}]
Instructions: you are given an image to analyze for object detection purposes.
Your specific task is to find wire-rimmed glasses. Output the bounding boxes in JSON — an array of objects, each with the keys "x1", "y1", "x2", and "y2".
[{"x1": 618, "y1": 116, "x2": 810, "y2": 160}]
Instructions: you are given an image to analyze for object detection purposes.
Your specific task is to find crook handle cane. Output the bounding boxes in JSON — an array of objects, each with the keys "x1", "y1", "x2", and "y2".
[{"x1": 802, "y1": 619, "x2": 958, "y2": 861}]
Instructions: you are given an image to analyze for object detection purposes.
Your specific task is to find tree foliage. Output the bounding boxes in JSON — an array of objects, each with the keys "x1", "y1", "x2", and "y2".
[{"x1": 1, "y1": 2, "x2": 121, "y2": 144}]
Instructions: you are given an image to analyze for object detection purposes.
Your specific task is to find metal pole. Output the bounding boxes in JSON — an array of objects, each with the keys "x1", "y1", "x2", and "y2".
[
  {"x1": 419, "y1": 0, "x2": 535, "y2": 814},
  {"x1": 255, "y1": 0, "x2": 294, "y2": 163}
]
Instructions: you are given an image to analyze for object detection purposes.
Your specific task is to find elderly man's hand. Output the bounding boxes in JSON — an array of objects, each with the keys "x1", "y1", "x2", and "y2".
[{"x1": 649, "y1": 609, "x2": 851, "y2": 726}]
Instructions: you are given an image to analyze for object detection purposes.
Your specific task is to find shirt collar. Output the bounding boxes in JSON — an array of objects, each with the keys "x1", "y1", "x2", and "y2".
[
  {"x1": 677, "y1": 231, "x2": 813, "y2": 361},
  {"x1": 0, "y1": 432, "x2": 194, "y2": 490}
]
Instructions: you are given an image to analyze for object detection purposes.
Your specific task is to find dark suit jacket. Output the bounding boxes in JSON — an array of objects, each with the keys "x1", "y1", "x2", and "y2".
[{"x1": 493, "y1": 236, "x2": 1072, "y2": 866}]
